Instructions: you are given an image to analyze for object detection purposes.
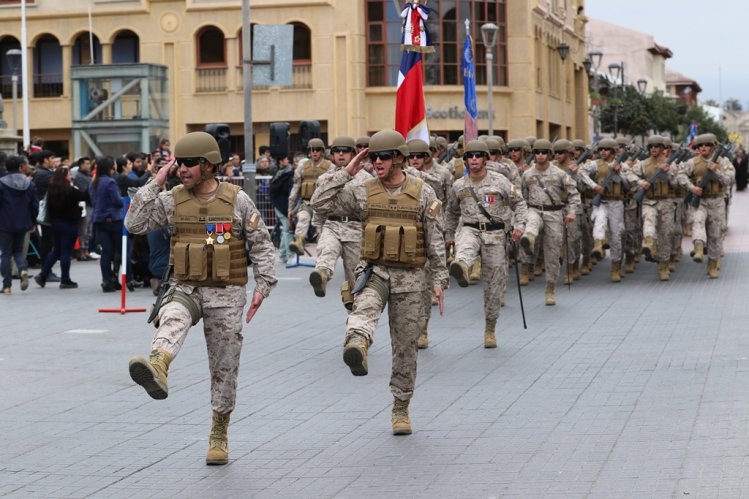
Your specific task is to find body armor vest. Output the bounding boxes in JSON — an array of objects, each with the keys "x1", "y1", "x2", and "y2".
[
  {"x1": 641, "y1": 157, "x2": 674, "y2": 199},
  {"x1": 361, "y1": 176, "x2": 427, "y2": 268},
  {"x1": 300, "y1": 159, "x2": 332, "y2": 200},
  {"x1": 453, "y1": 158, "x2": 466, "y2": 180},
  {"x1": 692, "y1": 156, "x2": 725, "y2": 198},
  {"x1": 595, "y1": 159, "x2": 624, "y2": 200},
  {"x1": 170, "y1": 182, "x2": 248, "y2": 286}
]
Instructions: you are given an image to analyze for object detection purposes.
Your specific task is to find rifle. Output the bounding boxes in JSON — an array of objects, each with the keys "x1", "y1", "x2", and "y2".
[
  {"x1": 689, "y1": 143, "x2": 732, "y2": 209},
  {"x1": 591, "y1": 144, "x2": 632, "y2": 207},
  {"x1": 575, "y1": 141, "x2": 599, "y2": 165},
  {"x1": 633, "y1": 147, "x2": 687, "y2": 204},
  {"x1": 148, "y1": 264, "x2": 172, "y2": 326}
]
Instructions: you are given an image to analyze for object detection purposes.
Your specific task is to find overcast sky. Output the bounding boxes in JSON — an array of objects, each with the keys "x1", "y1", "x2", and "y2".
[{"x1": 586, "y1": 0, "x2": 748, "y2": 107}]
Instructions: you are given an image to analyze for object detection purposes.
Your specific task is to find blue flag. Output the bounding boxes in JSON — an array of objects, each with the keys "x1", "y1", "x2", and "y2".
[{"x1": 461, "y1": 32, "x2": 478, "y2": 141}]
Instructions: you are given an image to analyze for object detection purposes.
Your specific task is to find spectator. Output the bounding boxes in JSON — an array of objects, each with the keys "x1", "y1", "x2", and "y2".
[
  {"x1": 89, "y1": 156, "x2": 124, "y2": 292},
  {"x1": 30, "y1": 150, "x2": 59, "y2": 281},
  {"x1": 28, "y1": 136, "x2": 43, "y2": 154},
  {"x1": 0, "y1": 155, "x2": 38, "y2": 294},
  {"x1": 227, "y1": 153, "x2": 243, "y2": 177},
  {"x1": 73, "y1": 156, "x2": 95, "y2": 260},
  {"x1": 115, "y1": 156, "x2": 151, "y2": 196},
  {"x1": 126, "y1": 152, "x2": 147, "y2": 180},
  {"x1": 33, "y1": 167, "x2": 87, "y2": 289},
  {"x1": 258, "y1": 145, "x2": 277, "y2": 172},
  {"x1": 159, "y1": 138, "x2": 172, "y2": 160},
  {"x1": 256, "y1": 156, "x2": 276, "y2": 176},
  {"x1": 269, "y1": 156, "x2": 294, "y2": 263},
  {"x1": 735, "y1": 146, "x2": 748, "y2": 191}
]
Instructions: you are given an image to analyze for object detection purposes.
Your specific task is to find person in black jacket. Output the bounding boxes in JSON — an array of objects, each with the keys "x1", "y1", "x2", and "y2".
[
  {"x1": 269, "y1": 156, "x2": 294, "y2": 263},
  {"x1": 34, "y1": 167, "x2": 88, "y2": 289}
]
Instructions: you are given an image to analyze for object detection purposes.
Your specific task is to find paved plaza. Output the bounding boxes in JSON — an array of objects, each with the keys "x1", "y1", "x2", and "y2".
[{"x1": 2, "y1": 192, "x2": 749, "y2": 498}]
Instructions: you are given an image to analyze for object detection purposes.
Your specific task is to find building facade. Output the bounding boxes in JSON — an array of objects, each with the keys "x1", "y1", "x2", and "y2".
[{"x1": 0, "y1": 0, "x2": 590, "y2": 158}]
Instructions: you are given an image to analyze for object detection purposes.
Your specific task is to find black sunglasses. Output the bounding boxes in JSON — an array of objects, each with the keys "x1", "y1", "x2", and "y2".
[
  {"x1": 310, "y1": 147, "x2": 324, "y2": 153},
  {"x1": 409, "y1": 152, "x2": 428, "y2": 159},
  {"x1": 465, "y1": 152, "x2": 486, "y2": 159},
  {"x1": 356, "y1": 144, "x2": 369, "y2": 149},
  {"x1": 368, "y1": 151, "x2": 394, "y2": 162},
  {"x1": 176, "y1": 157, "x2": 204, "y2": 167},
  {"x1": 508, "y1": 147, "x2": 522, "y2": 152},
  {"x1": 331, "y1": 147, "x2": 353, "y2": 154},
  {"x1": 647, "y1": 144, "x2": 664, "y2": 149},
  {"x1": 600, "y1": 148, "x2": 615, "y2": 153},
  {"x1": 533, "y1": 150, "x2": 551, "y2": 155}
]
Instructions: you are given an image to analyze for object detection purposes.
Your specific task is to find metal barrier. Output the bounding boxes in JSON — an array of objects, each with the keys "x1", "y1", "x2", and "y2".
[{"x1": 217, "y1": 175, "x2": 276, "y2": 227}]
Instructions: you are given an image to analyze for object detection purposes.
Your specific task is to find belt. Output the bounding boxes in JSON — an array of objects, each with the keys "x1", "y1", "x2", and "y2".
[
  {"x1": 327, "y1": 215, "x2": 360, "y2": 222},
  {"x1": 464, "y1": 221, "x2": 505, "y2": 231},
  {"x1": 528, "y1": 204, "x2": 564, "y2": 211}
]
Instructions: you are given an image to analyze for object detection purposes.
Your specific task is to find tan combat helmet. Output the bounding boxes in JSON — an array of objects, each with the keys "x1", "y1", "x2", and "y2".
[
  {"x1": 330, "y1": 136, "x2": 356, "y2": 152},
  {"x1": 616, "y1": 136, "x2": 629, "y2": 148},
  {"x1": 174, "y1": 131, "x2": 222, "y2": 165},
  {"x1": 532, "y1": 139, "x2": 552, "y2": 153},
  {"x1": 308, "y1": 138, "x2": 325, "y2": 150},
  {"x1": 491, "y1": 135, "x2": 506, "y2": 150},
  {"x1": 552, "y1": 139, "x2": 573, "y2": 153},
  {"x1": 646, "y1": 135, "x2": 666, "y2": 147},
  {"x1": 368, "y1": 129, "x2": 409, "y2": 160},
  {"x1": 436, "y1": 136, "x2": 448, "y2": 150},
  {"x1": 596, "y1": 138, "x2": 618, "y2": 151},
  {"x1": 571, "y1": 139, "x2": 586, "y2": 150},
  {"x1": 478, "y1": 134, "x2": 489, "y2": 142},
  {"x1": 356, "y1": 136, "x2": 370, "y2": 149},
  {"x1": 407, "y1": 139, "x2": 430, "y2": 155},
  {"x1": 464, "y1": 139, "x2": 490, "y2": 157},
  {"x1": 663, "y1": 137, "x2": 673, "y2": 150},
  {"x1": 693, "y1": 133, "x2": 717, "y2": 146},
  {"x1": 525, "y1": 136, "x2": 537, "y2": 148},
  {"x1": 485, "y1": 138, "x2": 502, "y2": 154}
]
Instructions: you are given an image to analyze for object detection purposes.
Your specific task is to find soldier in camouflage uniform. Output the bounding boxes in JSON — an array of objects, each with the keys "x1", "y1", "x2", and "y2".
[
  {"x1": 519, "y1": 139, "x2": 581, "y2": 305},
  {"x1": 572, "y1": 139, "x2": 596, "y2": 275},
  {"x1": 288, "y1": 138, "x2": 332, "y2": 255},
  {"x1": 553, "y1": 139, "x2": 589, "y2": 282},
  {"x1": 445, "y1": 140, "x2": 527, "y2": 348},
  {"x1": 487, "y1": 137, "x2": 521, "y2": 189},
  {"x1": 445, "y1": 135, "x2": 466, "y2": 181},
  {"x1": 664, "y1": 138, "x2": 686, "y2": 271},
  {"x1": 311, "y1": 130, "x2": 448, "y2": 436},
  {"x1": 125, "y1": 132, "x2": 277, "y2": 465},
  {"x1": 677, "y1": 133, "x2": 735, "y2": 278},
  {"x1": 309, "y1": 136, "x2": 371, "y2": 309}
]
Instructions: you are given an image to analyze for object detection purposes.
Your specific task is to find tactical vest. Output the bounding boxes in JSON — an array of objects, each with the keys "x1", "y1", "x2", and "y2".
[
  {"x1": 692, "y1": 156, "x2": 725, "y2": 198},
  {"x1": 300, "y1": 159, "x2": 332, "y2": 200},
  {"x1": 170, "y1": 182, "x2": 248, "y2": 286},
  {"x1": 453, "y1": 158, "x2": 466, "y2": 180},
  {"x1": 595, "y1": 159, "x2": 624, "y2": 200},
  {"x1": 360, "y1": 176, "x2": 427, "y2": 268},
  {"x1": 641, "y1": 157, "x2": 675, "y2": 199}
]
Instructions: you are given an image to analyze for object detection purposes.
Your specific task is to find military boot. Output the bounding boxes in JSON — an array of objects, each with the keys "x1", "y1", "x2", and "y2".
[
  {"x1": 668, "y1": 255, "x2": 678, "y2": 273},
  {"x1": 343, "y1": 334, "x2": 369, "y2": 376},
  {"x1": 580, "y1": 256, "x2": 591, "y2": 276},
  {"x1": 289, "y1": 235, "x2": 305, "y2": 255},
  {"x1": 205, "y1": 411, "x2": 230, "y2": 465},
  {"x1": 520, "y1": 233, "x2": 535, "y2": 255},
  {"x1": 417, "y1": 319, "x2": 429, "y2": 349},
  {"x1": 544, "y1": 282, "x2": 556, "y2": 306},
  {"x1": 571, "y1": 260, "x2": 581, "y2": 280},
  {"x1": 692, "y1": 240, "x2": 704, "y2": 263},
  {"x1": 624, "y1": 254, "x2": 636, "y2": 274},
  {"x1": 484, "y1": 318, "x2": 497, "y2": 349},
  {"x1": 519, "y1": 264, "x2": 530, "y2": 286},
  {"x1": 533, "y1": 259, "x2": 544, "y2": 277},
  {"x1": 683, "y1": 222, "x2": 692, "y2": 237},
  {"x1": 309, "y1": 267, "x2": 330, "y2": 297},
  {"x1": 610, "y1": 262, "x2": 622, "y2": 283},
  {"x1": 707, "y1": 259, "x2": 720, "y2": 279},
  {"x1": 592, "y1": 240, "x2": 605, "y2": 260},
  {"x1": 642, "y1": 236, "x2": 655, "y2": 261},
  {"x1": 128, "y1": 349, "x2": 172, "y2": 400},
  {"x1": 449, "y1": 261, "x2": 470, "y2": 288},
  {"x1": 658, "y1": 261, "x2": 670, "y2": 281},
  {"x1": 468, "y1": 258, "x2": 481, "y2": 284},
  {"x1": 391, "y1": 399, "x2": 412, "y2": 435}
]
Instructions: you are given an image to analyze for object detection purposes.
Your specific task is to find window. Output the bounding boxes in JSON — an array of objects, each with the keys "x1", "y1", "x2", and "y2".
[
  {"x1": 365, "y1": 0, "x2": 507, "y2": 87},
  {"x1": 33, "y1": 34, "x2": 63, "y2": 97},
  {"x1": 196, "y1": 26, "x2": 226, "y2": 67},
  {"x1": 0, "y1": 36, "x2": 22, "y2": 98},
  {"x1": 113, "y1": 30, "x2": 140, "y2": 64},
  {"x1": 73, "y1": 32, "x2": 102, "y2": 65}
]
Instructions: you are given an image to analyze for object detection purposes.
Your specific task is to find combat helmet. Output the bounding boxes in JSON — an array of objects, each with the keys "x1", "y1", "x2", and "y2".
[
  {"x1": 174, "y1": 131, "x2": 222, "y2": 165},
  {"x1": 507, "y1": 139, "x2": 529, "y2": 151},
  {"x1": 407, "y1": 139, "x2": 430, "y2": 155},
  {"x1": 464, "y1": 140, "x2": 489, "y2": 158},
  {"x1": 532, "y1": 139, "x2": 553, "y2": 153},
  {"x1": 693, "y1": 133, "x2": 717, "y2": 146},
  {"x1": 552, "y1": 139, "x2": 573, "y2": 153},
  {"x1": 571, "y1": 139, "x2": 586, "y2": 150},
  {"x1": 330, "y1": 136, "x2": 356, "y2": 152},
  {"x1": 308, "y1": 138, "x2": 325, "y2": 150},
  {"x1": 368, "y1": 129, "x2": 409, "y2": 159},
  {"x1": 485, "y1": 138, "x2": 502, "y2": 154},
  {"x1": 355, "y1": 136, "x2": 370, "y2": 148},
  {"x1": 646, "y1": 135, "x2": 666, "y2": 147},
  {"x1": 597, "y1": 138, "x2": 618, "y2": 151}
]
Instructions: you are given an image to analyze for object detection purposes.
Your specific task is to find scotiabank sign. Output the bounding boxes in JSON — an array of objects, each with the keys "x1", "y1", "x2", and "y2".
[{"x1": 426, "y1": 106, "x2": 495, "y2": 120}]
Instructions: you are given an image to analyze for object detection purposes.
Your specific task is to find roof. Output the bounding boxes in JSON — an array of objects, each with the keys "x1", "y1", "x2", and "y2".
[{"x1": 665, "y1": 67, "x2": 703, "y2": 92}]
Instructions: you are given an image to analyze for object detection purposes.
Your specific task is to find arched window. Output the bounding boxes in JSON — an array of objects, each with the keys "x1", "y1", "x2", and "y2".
[
  {"x1": 113, "y1": 30, "x2": 140, "y2": 63},
  {"x1": 73, "y1": 32, "x2": 102, "y2": 65},
  {"x1": 0, "y1": 36, "x2": 22, "y2": 98},
  {"x1": 197, "y1": 26, "x2": 226, "y2": 67},
  {"x1": 290, "y1": 22, "x2": 311, "y2": 88},
  {"x1": 33, "y1": 34, "x2": 63, "y2": 97}
]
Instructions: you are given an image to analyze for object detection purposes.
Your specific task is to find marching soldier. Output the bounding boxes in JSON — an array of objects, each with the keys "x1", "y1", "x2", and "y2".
[
  {"x1": 311, "y1": 129, "x2": 448, "y2": 435},
  {"x1": 572, "y1": 139, "x2": 596, "y2": 274},
  {"x1": 519, "y1": 139, "x2": 580, "y2": 305},
  {"x1": 288, "y1": 138, "x2": 332, "y2": 255},
  {"x1": 445, "y1": 135, "x2": 466, "y2": 180},
  {"x1": 125, "y1": 132, "x2": 277, "y2": 465},
  {"x1": 445, "y1": 140, "x2": 527, "y2": 348}
]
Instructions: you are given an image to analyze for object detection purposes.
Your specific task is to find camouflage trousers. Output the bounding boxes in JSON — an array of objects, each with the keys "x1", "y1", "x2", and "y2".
[
  {"x1": 592, "y1": 201, "x2": 624, "y2": 262},
  {"x1": 565, "y1": 215, "x2": 583, "y2": 265},
  {"x1": 346, "y1": 285, "x2": 427, "y2": 401},
  {"x1": 525, "y1": 208, "x2": 564, "y2": 283},
  {"x1": 690, "y1": 198, "x2": 726, "y2": 260},
  {"x1": 642, "y1": 200, "x2": 676, "y2": 262},
  {"x1": 294, "y1": 204, "x2": 313, "y2": 239},
  {"x1": 671, "y1": 200, "x2": 685, "y2": 257},
  {"x1": 454, "y1": 226, "x2": 506, "y2": 321},
  {"x1": 580, "y1": 203, "x2": 594, "y2": 261},
  {"x1": 622, "y1": 200, "x2": 641, "y2": 258},
  {"x1": 152, "y1": 284, "x2": 247, "y2": 414},
  {"x1": 315, "y1": 225, "x2": 361, "y2": 287}
]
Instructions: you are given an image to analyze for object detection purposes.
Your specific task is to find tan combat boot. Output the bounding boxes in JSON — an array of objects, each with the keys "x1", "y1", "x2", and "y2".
[
  {"x1": 610, "y1": 262, "x2": 622, "y2": 283},
  {"x1": 520, "y1": 233, "x2": 535, "y2": 255},
  {"x1": 668, "y1": 255, "x2": 678, "y2": 272},
  {"x1": 533, "y1": 259, "x2": 544, "y2": 277},
  {"x1": 592, "y1": 240, "x2": 605, "y2": 260},
  {"x1": 484, "y1": 318, "x2": 497, "y2": 349},
  {"x1": 343, "y1": 334, "x2": 369, "y2": 376},
  {"x1": 391, "y1": 399, "x2": 412, "y2": 435},
  {"x1": 571, "y1": 260, "x2": 581, "y2": 280},
  {"x1": 309, "y1": 267, "x2": 330, "y2": 297},
  {"x1": 624, "y1": 254, "x2": 636, "y2": 274},
  {"x1": 519, "y1": 264, "x2": 530, "y2": 286},
  {"x1": 683, "y1": 222, "x2": 692, "y2": 237},
  {"x1": 289, "y1": 235, "x2": 305, "y2": 255},
  {"x1": 580, "y1": 256, "x2": 591, "y2": 275},
  {"x1": 205, "y1": 411, "x2": 230, "y2": 465},
  {"x1": 417, "y1": 319, "x2": 429, "y2": 349},
  {"x1": 449, "y1": 261, "x2": 470, "y2": 288},
  {"x1": 692, "y1": 241, "x2": 704, "y2": 263},
  {"x1": 544, "y1": 282, "x2": 556, "y2": 306},
  {"x1": 707, "y1": 259, "x2": 719, "y2": 279},
  {"x1": 468, "y1": 257, "x2": 481, "y2": 284},
  {"x1": 129, "y1": 349, "x2": 172, "y2": 400},
  {"x1": 642, "y1": 236, "x2": 655, "y2": 261},
  {"x1": 658, "y1": 261, "x2": 670, "y2": 281}
]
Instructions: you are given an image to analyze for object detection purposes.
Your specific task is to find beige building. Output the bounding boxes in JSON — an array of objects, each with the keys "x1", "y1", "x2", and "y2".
[{"x1": 0, "y1": 0, "x2": 590, "y2": 158}]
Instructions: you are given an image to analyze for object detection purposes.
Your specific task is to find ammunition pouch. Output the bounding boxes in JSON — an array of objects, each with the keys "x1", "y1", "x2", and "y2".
[{"x1": 153, "y1": 287, "x2": 202, "y2": 327}]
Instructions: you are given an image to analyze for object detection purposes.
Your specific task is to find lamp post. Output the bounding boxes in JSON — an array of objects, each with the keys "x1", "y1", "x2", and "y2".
[
  {"x1": 608, "y1": 61, "x2": 624, "y2": 138},
  {"x1": 6, "y1": 48, "x2": 21, "y2": 134},
  {"x1": 480, "y1": 22, "x2": 499, "y2": 135},
  {"x1": 637, "y1": 78, "x2": 648, "y2": 94},
  {"x1": 586, "y1": 50, "x2": 603, "y2": 141}
]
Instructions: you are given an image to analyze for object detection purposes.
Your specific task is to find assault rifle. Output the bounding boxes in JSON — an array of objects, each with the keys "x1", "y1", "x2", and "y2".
[
  {"x1": 148, "y1": 264, "x2": 172, "y2": 326},
  {"x1": 633, "y1": 147, "x2": 688, "y2": 204},
  {"x1": 688, "y1": 143, "x2": 733, "y2": 209},
  {"x1": 575, "y1": 141, "x2": 599, "y2": 165},
  {"x1": 591, "y1": 143, "x2": 633, "y2": 207}
]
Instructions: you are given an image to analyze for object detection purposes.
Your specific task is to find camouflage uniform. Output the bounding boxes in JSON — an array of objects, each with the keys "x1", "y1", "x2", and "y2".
[
  {"x1": 126, "y1": 180, "x2": 277, "y2": 413},
  {"x1": 556, "y1": 158, "x2": 591, "y2": 270},
  {"x1": 288, "y1": 157, "x2": 332, "y2": 243},
  {"x1": 445, "y1": 171, "x2": 527, "y2": 321},
  {"x1": 311, "y1": 168, "x2": 448, "y2": 401}
]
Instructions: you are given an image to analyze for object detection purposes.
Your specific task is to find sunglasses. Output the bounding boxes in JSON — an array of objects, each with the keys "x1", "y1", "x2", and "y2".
[
  {"x1": 356, "y1": 144, "x2": 369, "y2": 149},
  {"x1": 409, "y1": 152, "x2": 428, "y2": 159},
  {"x1": 465, "y1": 152, "x2": 486, "y2": 159},
  {"x1": 647, "y1": 144, "x2": 664, "y2": 149},
  {"x1": 699, "y1": 143, "x2": 713, "y2": 147},
  {"x1": 176, "y1": 157, "x2": 204, "y2": 167},
  {"x1": 310, "y1": 147, "x2": 324, "y2": 153},
  {"x1": 368, "y1": 151, "x2": 394, "y2": 162},
  {"x1": 508, "y1": 147, "x2": 522, "y2": 152},
  {"x1": 330, "y1": 147, "x2": 353, "y2": 154},
  {"x1": 533, "y1": 150, "x2": 551, "y2": 155}
]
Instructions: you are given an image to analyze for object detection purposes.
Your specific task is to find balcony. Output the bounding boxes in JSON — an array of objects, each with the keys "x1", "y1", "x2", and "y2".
[
  {"x1": 234, "y1": 62, "x2": 312, "y2": 91},
  {"x1": 33, "y1": 72, "x2": 63, "y2": 98},
  {"x1": 195, "y1": 67, "x2": 227, "y2": 93},
  {"x1": 0, "y1": 75, "x2": 23, "y2": 98}
]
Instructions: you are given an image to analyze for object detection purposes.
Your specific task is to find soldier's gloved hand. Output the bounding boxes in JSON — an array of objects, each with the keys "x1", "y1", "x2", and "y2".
[
  {"x1": 245, "y1": 290, "x2": 265, "y2": 323},
  {"x1": 563, "y1": 213, "x2": 576, "y2": 226},
  {"x1": 511, "y1": 227, "x2": 523, "y2": 242}
]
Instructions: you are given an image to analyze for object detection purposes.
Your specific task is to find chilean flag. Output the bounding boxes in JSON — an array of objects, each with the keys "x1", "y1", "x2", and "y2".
[{"x1": 395, "y1": 51, "x2": 430, "y2": 143}]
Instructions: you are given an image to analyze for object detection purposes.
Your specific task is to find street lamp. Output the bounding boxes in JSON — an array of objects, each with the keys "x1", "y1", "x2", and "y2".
[
  {"x1": 6, "y1": 48, "x2": 21, "y2": 134},
  {"x1": 556, "y1": 42, "x2": 569, "y2": 61},
  {"x1": 607, "y1": 61, "x2": 625, "y2": 138},
  {"x1": 586, "y1": 51, "x2": 603, "y2": 141},
  {"x1": 637, "y1": 78, "x2": 648, "y2": 94},
  {"x1": 480, "y1": 22, "x2": 499, "y2": 135}
]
